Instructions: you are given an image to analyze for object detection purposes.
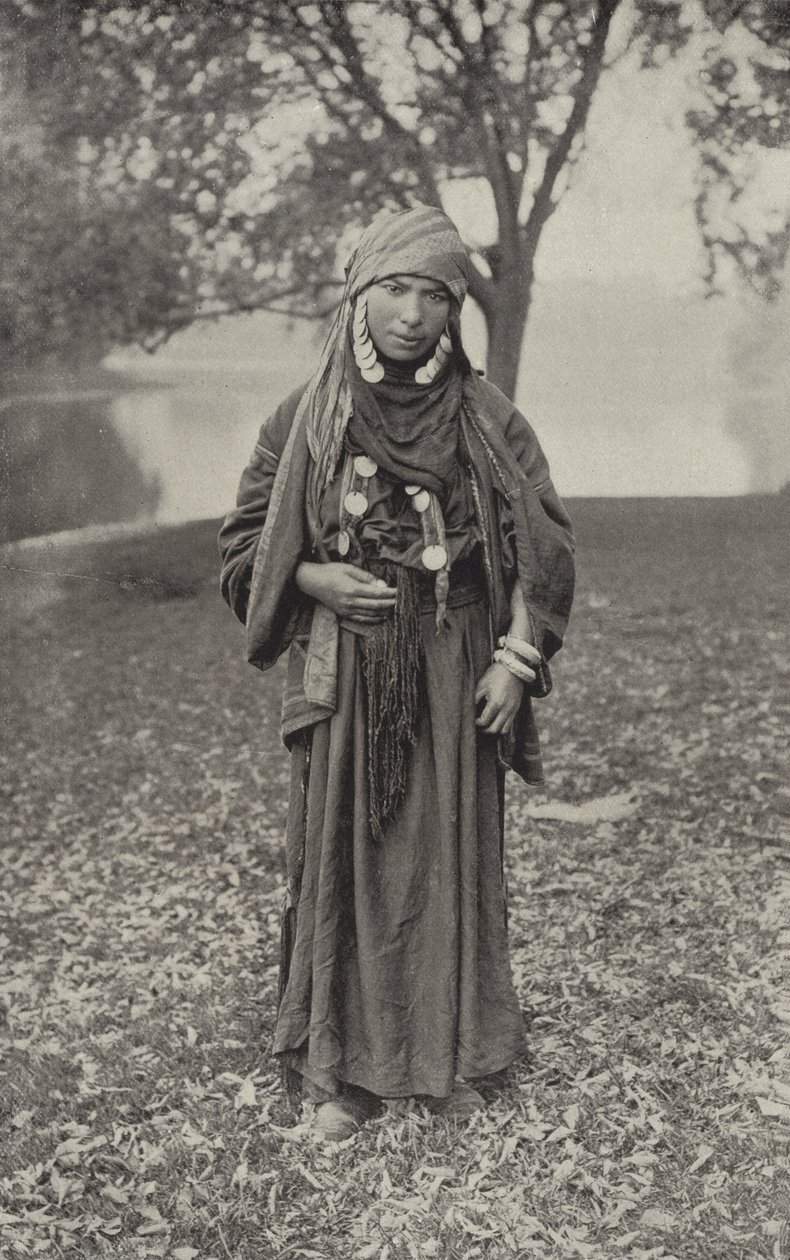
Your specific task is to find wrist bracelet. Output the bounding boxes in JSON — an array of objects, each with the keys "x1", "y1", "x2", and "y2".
[
  {"x1": 498, "y1": 634, "x2": 542, "y2": 666},
  {"x1": 493, "y1": 648, "x2": 537, "y2": 683}
]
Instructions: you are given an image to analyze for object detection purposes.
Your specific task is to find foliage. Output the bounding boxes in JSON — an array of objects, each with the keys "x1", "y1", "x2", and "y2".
[
  {"x1": 0, "y1": 143, "x2": 190, "y2": 367},
  {"x1": 1, "y1": 497, "x2": 789, "y2": 1257},
  {"x1": 1, "y1": 1, "x2": 789, "y2": 390},
  {"x1": 0, "y1": 1, "x2": 195, "y2": 368},
  {"x1": 687, "y1": 0, "x2": 790, "y2": 301}
]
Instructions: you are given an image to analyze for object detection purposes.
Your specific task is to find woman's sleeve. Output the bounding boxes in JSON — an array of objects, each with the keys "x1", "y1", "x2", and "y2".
[
  {"x1": 502, "y1": 406, "x2": 575, "y2": 542},
  {"x1": 217, "y1": 387, "x2": 305, "y2": 624},
  {"x1": 502, "y1": 405, "x2": 576, "y2": 661}
]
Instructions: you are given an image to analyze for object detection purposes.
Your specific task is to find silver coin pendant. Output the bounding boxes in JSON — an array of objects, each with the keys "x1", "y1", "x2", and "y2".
[
  {"x1": 354, "y1": 454, "x2": 378, "y2": 478},
  {"x1": 422, "y1": 544, "x2": 448, "y2": 571},
  {"x1": 344, "y1": 490, "x2": 368, "y2": 517}
]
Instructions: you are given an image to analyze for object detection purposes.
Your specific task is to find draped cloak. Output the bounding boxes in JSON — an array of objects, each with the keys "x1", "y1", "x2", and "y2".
[
  {"x1": 218, "y1": 369, "x2": 575, "y2": 783},
  {"x1": 219, "y1": 367, "x2": 575, "y2": 1097}
]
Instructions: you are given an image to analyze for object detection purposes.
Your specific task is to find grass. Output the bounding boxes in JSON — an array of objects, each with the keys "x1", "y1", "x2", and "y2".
[{"x1": 1, "y1": 496, "x2": 789, "y2": 1260}]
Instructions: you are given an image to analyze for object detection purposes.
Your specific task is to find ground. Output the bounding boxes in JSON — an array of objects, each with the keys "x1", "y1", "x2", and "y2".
[{"x1": 1, "y1": 497, "x2": 789, "y2": 1260}]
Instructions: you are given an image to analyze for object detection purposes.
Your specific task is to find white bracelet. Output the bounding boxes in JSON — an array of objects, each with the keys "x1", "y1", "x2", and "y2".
[
  {"x1": 493, "y1": 648, "x2": 536, "y2": 683},
  {"x1": 498, "y1": 634, "x2": 542, "y2": 666}
]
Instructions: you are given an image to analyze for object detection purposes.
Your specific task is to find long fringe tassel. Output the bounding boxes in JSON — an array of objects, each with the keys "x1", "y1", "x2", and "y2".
[{"x1": 361, "y1": 565, "x2": 422, "y2": 843}]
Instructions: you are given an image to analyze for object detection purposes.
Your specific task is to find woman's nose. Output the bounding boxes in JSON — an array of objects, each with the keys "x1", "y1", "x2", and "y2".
[{"x1": 399, "y1": 297, "x2": 422, "y2": 327}]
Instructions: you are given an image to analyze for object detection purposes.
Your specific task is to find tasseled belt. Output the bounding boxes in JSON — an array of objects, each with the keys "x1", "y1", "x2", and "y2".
[{"x1": 340, "y1": 554, "x2": 486, "y2": 842}]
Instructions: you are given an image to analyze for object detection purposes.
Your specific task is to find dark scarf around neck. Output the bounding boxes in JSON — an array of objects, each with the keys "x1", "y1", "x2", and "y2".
[{"x1": 344, "y1": 325, "x2": 465, "y2": 497}]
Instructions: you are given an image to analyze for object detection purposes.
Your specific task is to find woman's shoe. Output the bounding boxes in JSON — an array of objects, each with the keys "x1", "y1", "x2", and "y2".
[
  {"x1": 425, "y1": 1081, "x2": 485, "y2": 1119},
  {"x1": 312, "y1": 1098, "x2": 363, "y2": 1141},
  {"x1": 311, "y1": 1088, "x2": 383, "y2": 1140}
]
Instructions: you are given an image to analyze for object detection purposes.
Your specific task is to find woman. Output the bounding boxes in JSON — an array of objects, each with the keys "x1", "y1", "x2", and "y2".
[{"x1": 219, "y1": 206, "x2": 574, "y2": 1140}]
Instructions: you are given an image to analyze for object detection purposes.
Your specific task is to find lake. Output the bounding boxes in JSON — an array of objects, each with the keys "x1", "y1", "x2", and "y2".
[
  {"x1": 2, "y1": 285, "x2": 780, "y2": 545},
  {"x1": 0, "y1": 365, "x2": 299, "y2": 544}
]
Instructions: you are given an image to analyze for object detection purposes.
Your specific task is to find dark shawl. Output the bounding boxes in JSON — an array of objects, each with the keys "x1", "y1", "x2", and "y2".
[{"x1": 218, "y1": 371, "x2": 575, "y2": 787}]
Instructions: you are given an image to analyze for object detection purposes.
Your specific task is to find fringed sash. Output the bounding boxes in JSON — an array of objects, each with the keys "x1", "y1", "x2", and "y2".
[{"x1": 359, "y1": 564, "x2": 422, "y2": 843}]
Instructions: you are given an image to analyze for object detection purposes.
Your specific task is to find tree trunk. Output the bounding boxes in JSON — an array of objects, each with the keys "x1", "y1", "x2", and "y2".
[{"x1": 482, "y1": 276, "x2": 532, "y2": 401}]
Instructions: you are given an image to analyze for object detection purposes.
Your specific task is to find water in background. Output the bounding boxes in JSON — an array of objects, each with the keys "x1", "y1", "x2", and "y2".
[
  {"x1": 0, "y1": 336, "x2": 307, "y2": 543},
  {"x1": 3, "y1": 276, "x2": 782, "y2": 544}
]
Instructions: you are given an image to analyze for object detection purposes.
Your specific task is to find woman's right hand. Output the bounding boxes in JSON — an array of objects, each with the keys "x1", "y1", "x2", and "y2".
[{"x1": 295, "y1": 561, "x2": 397, "y2": 623}]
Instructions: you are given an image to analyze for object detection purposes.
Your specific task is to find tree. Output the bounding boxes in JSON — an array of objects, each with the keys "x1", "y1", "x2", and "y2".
[
  {"x1": 3, "y1": 0, "x2": 789, "y2": 394},
  {"x1": 0, "y1": 0, "x2": 197, "y2": 372},
  {"x1": 686, "y1": 0, "x2": 790, "y2": 303}
]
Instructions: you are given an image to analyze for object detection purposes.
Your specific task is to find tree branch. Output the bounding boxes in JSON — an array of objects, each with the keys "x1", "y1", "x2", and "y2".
[
  {"x1": 143, "y1": 279, "x2": 345, "y2": 348},
  {"x1": 465, "y1": 256, "x2": 498, "y2": 316},
  {"x1": 523, "y1": 0, "x2": 623, "y2": 250},
  {"x1": 428, "y1": 0, "x2": 521, "y2": 245},
  {"x1": 312, "y1": 1, "x2": 444, "y2": 205}
]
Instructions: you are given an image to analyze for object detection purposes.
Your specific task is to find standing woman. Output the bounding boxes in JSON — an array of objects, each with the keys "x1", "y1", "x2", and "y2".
[{"x1": 219, "y1": 206, "x2": 574, "y2": 1140}]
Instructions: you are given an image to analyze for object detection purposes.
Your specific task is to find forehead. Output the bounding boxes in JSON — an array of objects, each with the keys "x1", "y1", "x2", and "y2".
[{"x1": 377, "y1": 273, "x2": 450, "y2": 295}]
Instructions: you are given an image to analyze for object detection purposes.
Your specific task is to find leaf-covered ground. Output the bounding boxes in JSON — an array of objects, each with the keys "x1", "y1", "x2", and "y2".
[{"x1": 1, "y1": 496, "x2": 789, "y2": 1260}]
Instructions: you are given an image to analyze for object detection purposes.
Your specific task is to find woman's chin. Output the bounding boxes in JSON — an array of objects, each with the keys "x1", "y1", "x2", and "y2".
[{"x1": 382, "y1": 336, "x2": 428, "y2": 360}]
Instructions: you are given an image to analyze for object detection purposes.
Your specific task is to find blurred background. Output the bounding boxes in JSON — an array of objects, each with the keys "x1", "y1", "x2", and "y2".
[{"x1": 2, "y1": 0, "x2": 789, "y2": 545}]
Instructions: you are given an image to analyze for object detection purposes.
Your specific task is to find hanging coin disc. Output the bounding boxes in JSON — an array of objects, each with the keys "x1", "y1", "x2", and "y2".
[
  {"x1": 404, "y1": 483, "x2": 421, "y2": 495},
  {"x1": 356, "y1": 344, "x2": 377, "y2": 368},
  {"x1": 411, "y1": 488, "x2": 431, "y2": 513},
  {"x1": 421, "y1": 544, "x2": 448, "y2": 571},
  {"x1": 344, "y1": 490, "x2": 368, "y2": 517},
  {"x1": 361, "y1": 362, "x2": 385, "y2": 383},
  {"x1": 354, "y1": 454, "x2": 378, "y2": 478},
  {"x1": 337, "y1": 529, "x2": 350, "y2": 556},
  {"x1": 439, "y1": 331, "x2": 453, "y2": 354},
  {"x1": 414, "y1": 366, "x2": 431, "y2": 385}
]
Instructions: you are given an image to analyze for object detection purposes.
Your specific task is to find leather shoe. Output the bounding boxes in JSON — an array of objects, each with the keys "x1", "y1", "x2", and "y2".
[{"x1": 425, "y1": 1081, "x2": 485, "y2": 1119}]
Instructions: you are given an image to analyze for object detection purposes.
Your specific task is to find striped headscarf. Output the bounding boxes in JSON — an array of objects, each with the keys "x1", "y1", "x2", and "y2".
[{"x1": 304, "y1": 205, "x2": 470, "y2": 496}]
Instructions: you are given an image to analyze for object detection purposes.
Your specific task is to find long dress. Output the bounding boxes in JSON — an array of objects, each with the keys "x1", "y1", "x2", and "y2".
[{"x1": 272, "y1": 452, "x2": 527, "y2": 1099}]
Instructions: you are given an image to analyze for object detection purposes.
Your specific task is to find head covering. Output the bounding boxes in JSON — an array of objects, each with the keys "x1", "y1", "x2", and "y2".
[
  {"x1": 346, "y1": 204, "x2": 469, "y2": 306},
  {"x1": 304, "y1": 205, "x2": 470, "y2": 496}
]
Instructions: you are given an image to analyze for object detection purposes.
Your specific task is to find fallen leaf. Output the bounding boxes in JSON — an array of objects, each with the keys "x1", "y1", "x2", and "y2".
[
  {"x1": 234, "y1": 1076, "x2": 256, "y2": 1109},
  {"x1": 525, "y1": 792, "x2": 638, "y2": 824},
  {"x1": 687, "y1": 1144, "x2": 715, "y2": 1174},
  {"x1": 640, "y1": 1209, "x2": 677, "y2": 1229},
  {"x1": 545, "y1": 1125, "x2": 572, "y2": 1143},
  {"x1": 101, "y1": 1184, "x2": 129, "y2": 1204},
  {"x1": 563, "y1": 1104, "x2": 580, "y2": 1130},
  {"x1": 757, "y1": 1097, "x2": 790, "y2": 1120}
]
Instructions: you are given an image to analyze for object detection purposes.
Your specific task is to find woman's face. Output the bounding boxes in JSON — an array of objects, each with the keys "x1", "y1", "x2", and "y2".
[{"x1": 364, "y1": 274, "x2": 451, "y2": 361}]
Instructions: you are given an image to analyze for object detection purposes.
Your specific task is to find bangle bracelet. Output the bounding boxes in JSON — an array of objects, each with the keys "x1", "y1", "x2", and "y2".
[
  {"x1": 493, "y1": 648, "x2": 536, "y2": 683},
  {"x1": 498, "y1": 634, "x2": 542, "y2": 666}
]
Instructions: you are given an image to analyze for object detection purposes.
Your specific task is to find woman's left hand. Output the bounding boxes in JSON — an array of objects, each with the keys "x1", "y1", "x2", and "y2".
[{"x1": 475, "y1": 663, "x2": 525, "y2": 735}]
